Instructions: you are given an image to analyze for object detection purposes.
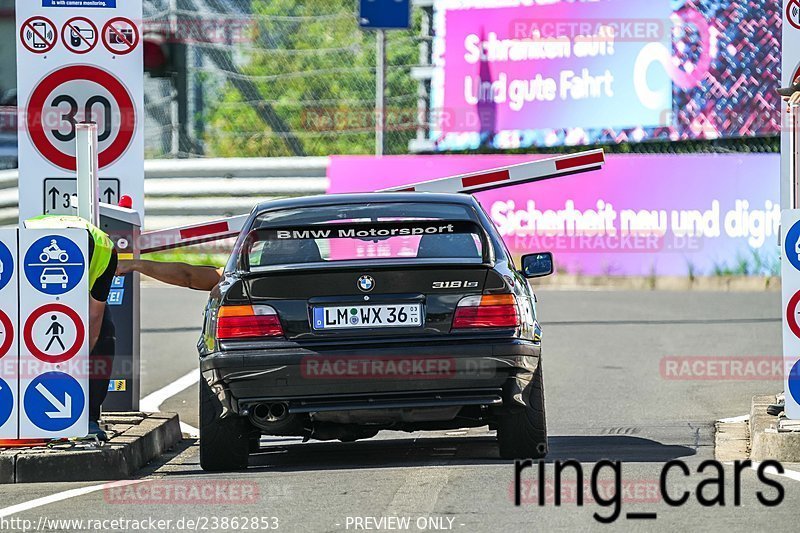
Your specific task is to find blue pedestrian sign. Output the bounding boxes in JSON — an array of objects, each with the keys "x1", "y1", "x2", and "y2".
[
  {"x1": 0, "y1": 240, "x2": 13, "y2": 292},
  {"x1": 24, "y1": 372, "x2": 85, "y2": 432},
  {"x1": 0, "y1": 377, "x2": 13, "y2": 428},
  {"x1": 24, "y1": 235, "x2": 85, "y2": 295},
  {"x1": 359, "y1": 0, "x2": 410, "y2": 30}
]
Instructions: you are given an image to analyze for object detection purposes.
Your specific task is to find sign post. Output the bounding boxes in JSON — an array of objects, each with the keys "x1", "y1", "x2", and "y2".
[
  {"x1": 359, "y1": 0, "x2": 411, "y2": 157},
  {"x1": 18, "y1": 230, "x2": 89, "y2": 438},
  {"x1": 15, "y1": 0, "x2": 144, "y2": 221},
  {"x1": 75, "y1": 123, "x2": 100, "y2": 225},
  {"x1": 783, "y1": 2, "x2": 800, "y2": 419},
  {"x1": 782, "y1": 210, "x2": 800, "y2": 419},
  {"x1": 0, "y1": 231, "x2": 19, "y2": 440}
]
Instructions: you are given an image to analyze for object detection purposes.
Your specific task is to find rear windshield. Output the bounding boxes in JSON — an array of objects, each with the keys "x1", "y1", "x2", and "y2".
[{"x1": 236, "y1": 202, "x2": 489, "y2": 270}]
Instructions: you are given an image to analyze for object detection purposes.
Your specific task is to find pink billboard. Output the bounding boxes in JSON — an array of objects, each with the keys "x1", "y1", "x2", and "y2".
[
  {"x1": 429, "y1": 0, "x2": 781, "y2": 151},
  {"x1": 327, "y1": 154, "x2": 780, "y2": 277}
]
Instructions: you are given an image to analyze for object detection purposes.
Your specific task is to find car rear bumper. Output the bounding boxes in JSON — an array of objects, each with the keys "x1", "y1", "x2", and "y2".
[{"x1": 200, "y1": 338, "x2": 541, "y2": 417}]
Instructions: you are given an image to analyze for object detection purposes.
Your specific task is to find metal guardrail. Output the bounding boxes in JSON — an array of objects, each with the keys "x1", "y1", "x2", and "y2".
[{"x1": 0, "y1": 157, "x2": 330, "y2": 229}]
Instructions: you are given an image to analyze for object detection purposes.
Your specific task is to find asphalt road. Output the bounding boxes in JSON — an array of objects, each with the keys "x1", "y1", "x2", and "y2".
[{"x1": 1, "y1": 287, "x2": 795, "y2": 533}]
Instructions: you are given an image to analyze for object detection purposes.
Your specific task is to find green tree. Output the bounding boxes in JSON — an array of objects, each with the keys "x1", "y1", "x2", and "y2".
[{"x1": 204, "y1": 1, "x2": 420, "y2": 157}]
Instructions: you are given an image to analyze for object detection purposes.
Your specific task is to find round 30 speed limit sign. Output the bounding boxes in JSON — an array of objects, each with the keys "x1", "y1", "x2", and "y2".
[{"x1": 26, "y1": 65, "x2": 136, "y2": 171}]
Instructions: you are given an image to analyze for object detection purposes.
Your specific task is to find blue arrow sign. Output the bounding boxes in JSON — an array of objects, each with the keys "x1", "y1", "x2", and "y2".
[
  {"x1": 0, "y1": 240, "x2": 13, "y2": 292},
  {"x1": 24, "y1": 235, "x2": 85, "y2": 295},
  {"x1": 0, "y1": 377, "x2": 13, "y2": 428},
  {"x1": 24, "y1": 372, "x2": 85, "y2": 432}
]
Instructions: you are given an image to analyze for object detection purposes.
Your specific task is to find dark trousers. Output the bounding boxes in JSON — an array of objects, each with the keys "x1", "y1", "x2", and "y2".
[{"x1": 89, "y1": 308, "x2": 116, "y2": 421}]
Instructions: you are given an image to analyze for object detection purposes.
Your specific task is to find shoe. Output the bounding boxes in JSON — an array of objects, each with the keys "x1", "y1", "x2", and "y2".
[
  {"x1": 767, "y1": 401, "x2": 785, "y2": 417},
  {"x1": 87, "y1": 420, "x2": 109, "y2": 442}
]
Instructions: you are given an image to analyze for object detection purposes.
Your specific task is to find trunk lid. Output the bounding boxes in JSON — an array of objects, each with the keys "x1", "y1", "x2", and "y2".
[{"x1": 243, "y1": 263, "x2": 489, "y2": 340}]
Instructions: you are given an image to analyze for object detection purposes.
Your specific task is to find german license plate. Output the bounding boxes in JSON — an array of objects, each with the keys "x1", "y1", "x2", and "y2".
[{"x1": 313, "y1": 304, "x2": 422, "y2": 330}]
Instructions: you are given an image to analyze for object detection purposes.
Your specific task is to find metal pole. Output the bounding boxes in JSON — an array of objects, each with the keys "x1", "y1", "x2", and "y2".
[
  {"x1": 792, "y1": 103, "x2": 800, "y2": 210},
  {"x1": 376, "y1": 29, "x2": 385, "y2": 157},
  {"x1": 170, "y1": 0, "x2": 179, "y2": 156},
  {"x1": 75, "y1": 122, "x2": 99, "y2": 225}
]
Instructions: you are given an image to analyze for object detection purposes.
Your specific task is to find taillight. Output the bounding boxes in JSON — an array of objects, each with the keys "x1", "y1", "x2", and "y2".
[
  {"x1": 452, "y1": 294, "x2": 519, "y2": 329},
  {"x1": 216, "y1": 305, "x2": 284, "y2": 340}
]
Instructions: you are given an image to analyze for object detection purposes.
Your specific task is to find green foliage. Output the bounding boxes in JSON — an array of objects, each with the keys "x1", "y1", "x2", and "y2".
[
  {"x1": 144, "y1": 251, "x2": 229, "y2": 267},
  {"x1": 711, "y1": 248, "x2": 780, "y2": 277},
  {"x1": 204, "y1": 1, "x2": 420, "y2": 157}
]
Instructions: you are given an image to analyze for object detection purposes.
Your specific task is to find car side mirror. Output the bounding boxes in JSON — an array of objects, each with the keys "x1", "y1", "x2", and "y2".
[{"x1": 521, "y1": 252, "x2": 554, "y2": 278}]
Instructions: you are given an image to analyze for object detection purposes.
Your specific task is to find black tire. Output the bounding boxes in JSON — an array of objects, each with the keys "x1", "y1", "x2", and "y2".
[
  {"x1": 497, "y1": 362, "x2": 548, "y2": 460},
  {"x1": 199, "y1": 379, "x2": 251, "y2": 471}
]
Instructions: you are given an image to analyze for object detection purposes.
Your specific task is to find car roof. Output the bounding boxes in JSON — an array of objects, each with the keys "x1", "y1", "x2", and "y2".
[{"x1": 252, "y1": 192, "x2": 481, "y2": 214}]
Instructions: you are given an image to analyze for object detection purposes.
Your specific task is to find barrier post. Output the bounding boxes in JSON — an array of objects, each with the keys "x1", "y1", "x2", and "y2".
[
  {"x1": 792, "y1": 103, "x2": 800, "y2": 210},
  {"x1": 99, "y1": 205, "x2": 142, "y2": 412},
  {"x1": 75, "y1": 123, "x2": 99, "y2": 226}
]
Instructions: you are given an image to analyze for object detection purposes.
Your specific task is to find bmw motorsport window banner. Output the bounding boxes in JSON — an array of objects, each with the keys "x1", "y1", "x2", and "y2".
[{"x1": 257, "y1": 221, "x2": 483, "y2": 241}]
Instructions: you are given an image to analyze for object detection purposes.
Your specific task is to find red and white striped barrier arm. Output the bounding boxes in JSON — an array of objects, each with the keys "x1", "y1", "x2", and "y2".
[
  {"x1": 137, "y1": 149, "x2": 604, "y2": 252},
  {"x1": 139, "y1": 214, "x2": 249, "y2": 254},
  {"x1": 379, "y1": 149, "x2": 605, "y2": 193}
]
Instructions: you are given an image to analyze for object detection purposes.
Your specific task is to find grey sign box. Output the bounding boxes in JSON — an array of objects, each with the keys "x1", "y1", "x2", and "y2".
[
  {"x1": 99, "y1": 204, "x2": 141, "y2": 412},
  {"x1": 43, "y1": 177, "x2": 121, "y2": 215}
]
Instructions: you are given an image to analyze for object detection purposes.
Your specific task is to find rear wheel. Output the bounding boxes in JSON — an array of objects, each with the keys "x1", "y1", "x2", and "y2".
[
  {"x1": 497, "y1": 362, "x2": 548, "y2": 460},
  {"x1": 199, "y1": 378, "x2": 250, "y2": 471}
]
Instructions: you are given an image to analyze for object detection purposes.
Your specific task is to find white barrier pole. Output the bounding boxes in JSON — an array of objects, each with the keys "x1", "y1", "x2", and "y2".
[{"x1": 75, "y1": 123, "x2": 99, "y2": 225}]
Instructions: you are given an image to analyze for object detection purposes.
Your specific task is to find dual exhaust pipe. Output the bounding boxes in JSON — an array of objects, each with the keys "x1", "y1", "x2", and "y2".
[{"x1": 250, "y1": 402, "x2": 288, "y2": 426}]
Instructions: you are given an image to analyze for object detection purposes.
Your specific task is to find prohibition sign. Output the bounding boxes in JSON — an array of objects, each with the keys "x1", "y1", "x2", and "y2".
[
  {"x1": 787, "y1": 290, "x2": 800, "y2": 340},
  {"x1": 61, "y1": 17, "x2": 99, "y2": 55},
  {"x1": 20, "y1": 17, "x2": 57, "y2": 55},
  {"x1": 102, "y1": 17, "x2": 140, "y2": 55},
  {"x1": 0, "y1": 310, "x2": 13, "y2": 359},
  {"x1": 789, "y1": 0, "x2": 800, "y2": 31},
  {"x1": 23, "y1": 303, "x2": 85, "y2": 364},
  {"x1": 27, "y1": 65, "x2": 135, "y2": 171}
]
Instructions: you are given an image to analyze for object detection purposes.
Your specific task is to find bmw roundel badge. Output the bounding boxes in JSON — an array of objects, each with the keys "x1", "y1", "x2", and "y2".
[{"x1": 357, "y1": 275, "x2": 375, "y2": 292}]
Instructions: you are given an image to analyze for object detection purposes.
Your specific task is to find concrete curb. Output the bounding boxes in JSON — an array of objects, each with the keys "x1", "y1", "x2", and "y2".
[
  {"x1": 0, "y1": 412, "x2": 181, "y2": 484},
  {"x1": 749, "y1": 395, "x2": 800, "y2": 462}
]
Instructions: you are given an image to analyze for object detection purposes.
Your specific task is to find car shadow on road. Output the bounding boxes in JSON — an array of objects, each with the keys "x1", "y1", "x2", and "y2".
[{"x1": 164, "y1": 434, "x2": 696, "y2": 476}]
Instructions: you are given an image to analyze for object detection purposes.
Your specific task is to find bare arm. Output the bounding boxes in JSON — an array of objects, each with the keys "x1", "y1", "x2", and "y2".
[
  {"x1": 89, "y1": 297, "x2": 105, "y2": 351},
  {"x1": 117, "y1": 259, "x2": 223, "y2": 291}
]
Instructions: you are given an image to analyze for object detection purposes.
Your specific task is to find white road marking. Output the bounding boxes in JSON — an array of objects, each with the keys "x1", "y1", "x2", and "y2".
[
  {"x1": 140, "y1": 368, "x2": 201, "y2": 437},
  {"x1": 140, "y1": 368, "x2": 199, "y2": 413},
  {"x1": 384, "y1": 468, "x2": 449, "y2": 516},
  {"x1": 751, "y1": 461, "x2": 800, "y2": 483},
  {"x1": 0, "y1": 479, "x2": 148, "y2": 518}
]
